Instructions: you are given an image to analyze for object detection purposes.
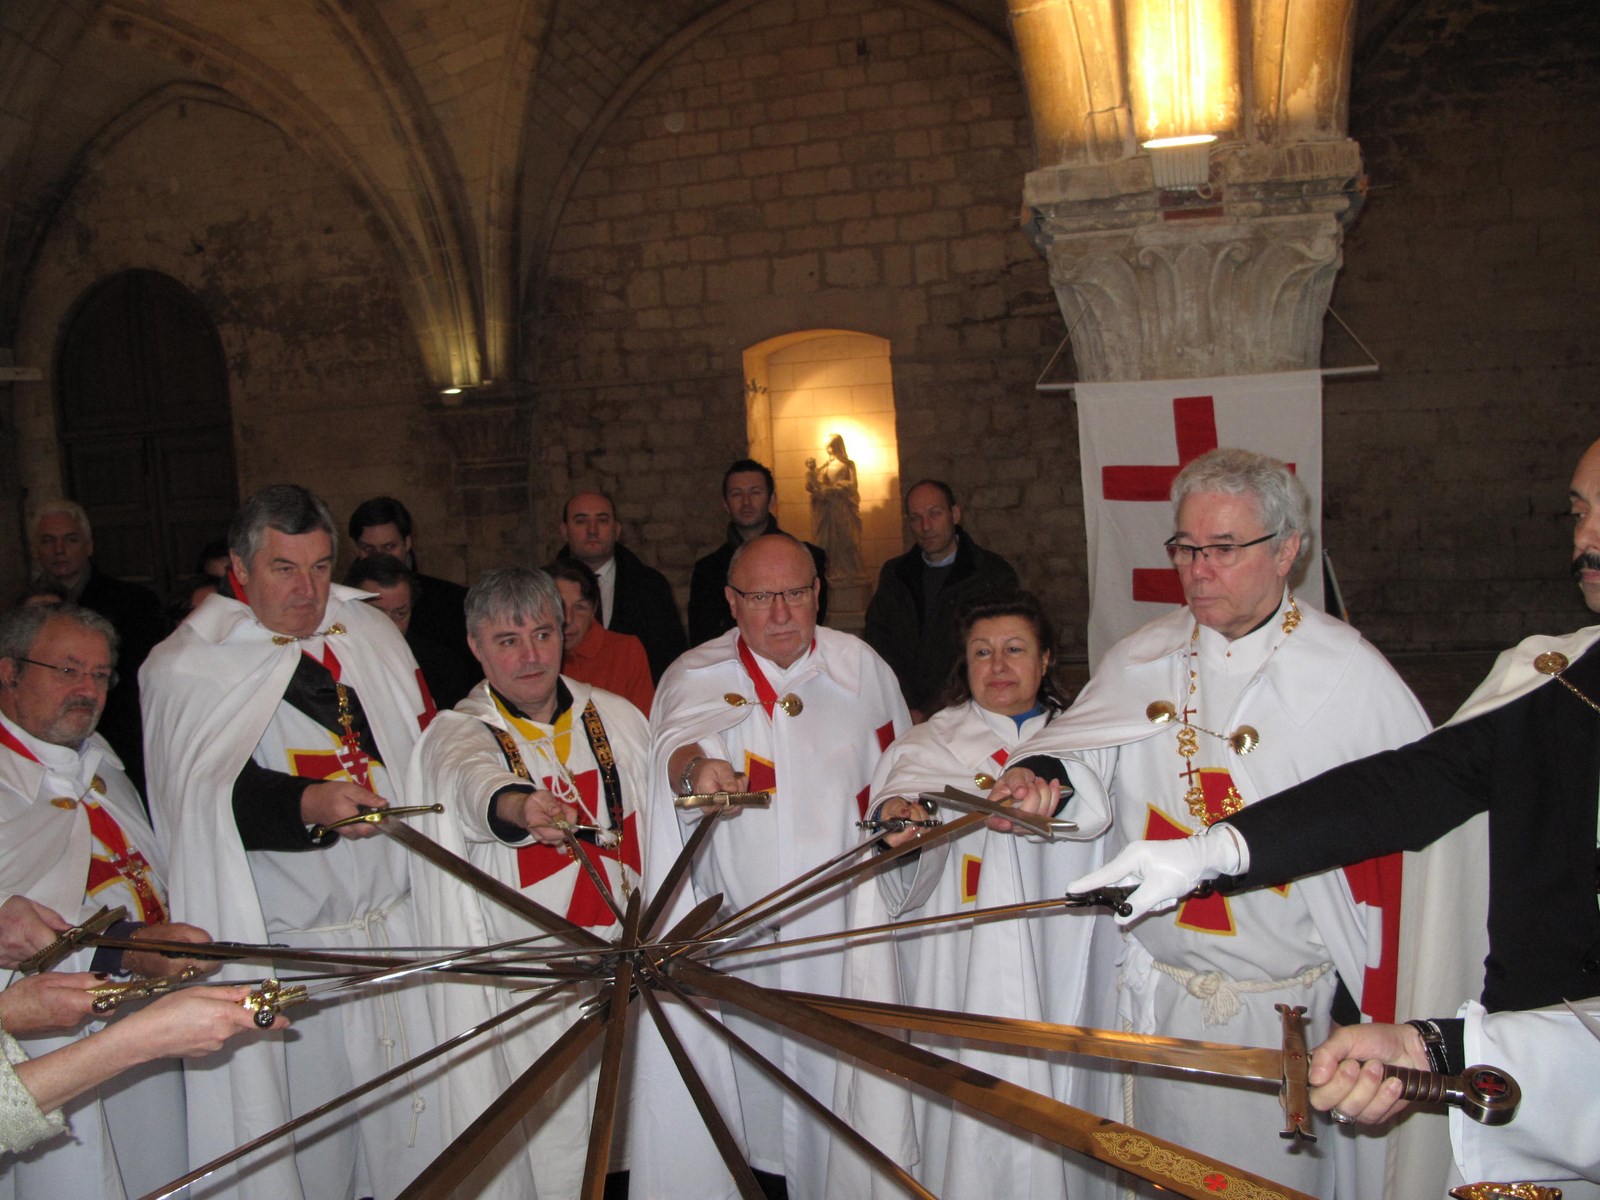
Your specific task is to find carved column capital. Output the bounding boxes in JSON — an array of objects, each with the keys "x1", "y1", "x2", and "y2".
[{"x1": 1025, "y1": 141, "x2": 1365, "y2": 381}]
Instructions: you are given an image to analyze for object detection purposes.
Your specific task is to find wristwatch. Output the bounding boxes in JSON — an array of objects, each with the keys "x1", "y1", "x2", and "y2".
[
  {"x1": 1406, "y1": 1019, "x2": 1450, "y2": 1074},
  {"x1": 678, "y1": 755, "x2": 703, "y2": 797}
]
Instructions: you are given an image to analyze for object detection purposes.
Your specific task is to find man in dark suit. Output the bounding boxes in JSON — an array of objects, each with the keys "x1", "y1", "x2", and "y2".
[
  {"x1": 347, "y1": 495, "x2": 470, "y2": 666},
  {"x1": 29, "y1": 500, "x2": 169, "y2": 792},
  {"x1": 687, "y1": 459, "x2": 828, "y2": 647},
  {"x1": 557, "y1": 491, "x2": 686, "y2": 681}
]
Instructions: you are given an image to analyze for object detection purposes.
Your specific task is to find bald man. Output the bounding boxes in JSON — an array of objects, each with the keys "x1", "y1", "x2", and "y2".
[
  {"x1": 556, "y1": 491, "x2": 686, "y2": 681},
  {"x1": 634, "y1": 534, "x2": 909, "y2": 1200}
]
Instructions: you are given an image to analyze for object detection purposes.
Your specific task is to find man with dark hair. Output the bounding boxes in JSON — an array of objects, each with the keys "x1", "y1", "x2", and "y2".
[
  {"x1": 348, "y1": 494, "x2": 470, "y2": 664},
  {"x1": 28, "y1": 499, "x2": 170, "y2": 792},
  {"x1": 687, "y1": 458, "x2": 828, "y2": 646},
  {"x1": 556, "y1": 490, "x2": 686, "y2": 681},
  {"x1": 142, "y1": 483, "x2": 442, "y2": 1200},
  {"x1": 862, "y1": 479, "x2": 1018, "y2": 720},
  {"x1": 345, "y1": 554, "x2": 476, "y2": 710},
  {"x1": 0, "y1": 603, "x2": 213, "y2": 1198}
]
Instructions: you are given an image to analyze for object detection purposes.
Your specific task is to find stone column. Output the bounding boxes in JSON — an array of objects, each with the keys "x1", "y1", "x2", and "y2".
[
  {"x1": 1010, "y1": 0, "x2": 1364, "y2": 381},
  {"x1": 430, "y1": 385, "x2": 536, "y2": 579}
]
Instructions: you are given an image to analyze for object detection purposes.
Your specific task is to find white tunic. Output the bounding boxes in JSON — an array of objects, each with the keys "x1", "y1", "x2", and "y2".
[
  {"x1": 140, "y1": 587, "x2": 442, "y2": 1200},
  {"x1": 1014, "y1": 594, "x2": 1431, "y2": 1200},
  {"x1": 406, "y1": 677, "x2": 648, "y2": 1199},
  {"x1": 836, "y1": 700, "x2": 1111, "y2": 1200},
  {"x1": 0, "y1": 716, "x2": 184, "y2": 1200},
  {"x1": 630, "y1": 628, "x2": 909, "y2": 1200}
]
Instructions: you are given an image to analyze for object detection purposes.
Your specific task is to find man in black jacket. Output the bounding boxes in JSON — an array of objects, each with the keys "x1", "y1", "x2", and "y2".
[
  {"x1": 29, "y1": 500, "x2": 169, "y2": 791},
  {"x1": 862, "y1": 479, "x2": 1018, "y2": 720},
  {"x1": 347, "y1": 495, "x2": 470, "y2": 666},
  {"x1": 557, "y1": 490, "x2": 686, "y2": 681},
  {"x1": 687, "y1": 460, "x2": 828, "y2": 646}
]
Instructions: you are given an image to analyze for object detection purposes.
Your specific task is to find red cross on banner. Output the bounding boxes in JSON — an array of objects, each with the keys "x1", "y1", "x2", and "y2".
[
  {"x1": 515, "y1": 809, "x2": 641, "y2": 928},
  {"x1": 1074, "y1": 372, "x2": 1325, "y2": 669},
  {"x1": 1103, "y1": 395, "x2": 1219, "y2": 605},
  {"x1": 743, "y1": 753, "x2": 777, "y2": 795},
  {"x1": 1341, "y1": 852, "x2": 1403, "y2": 1022}
]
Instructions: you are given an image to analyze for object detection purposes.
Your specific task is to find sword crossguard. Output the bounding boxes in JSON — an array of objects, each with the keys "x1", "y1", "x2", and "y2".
[
  {"x1": 1276, "y1": 1003, "x2": 1316, "y2": 1142},
  {"x1": 310, "y1": 803, "x2": 444, "y2": 840},
  {"x1": 673, "y1": 791, "x2": 773, "y2": 811},
  {"x1": 1061, "y1": 887, "x2": 1135, "y2": 917},
  {"x1": 242, "y1": 978, "x2": 310, "y2": 1028},
  {"x1": 18, "y1": 905, "x2": 128, "y2": 975},
  {"x1": 1384, "y1": 1062, "x2": 1521, "y2": 1126}
]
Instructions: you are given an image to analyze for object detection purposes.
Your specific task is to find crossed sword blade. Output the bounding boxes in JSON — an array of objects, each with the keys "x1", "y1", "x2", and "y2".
[{"x1": 138, "y1": 798, "x2": 1350, "y2": 1200}]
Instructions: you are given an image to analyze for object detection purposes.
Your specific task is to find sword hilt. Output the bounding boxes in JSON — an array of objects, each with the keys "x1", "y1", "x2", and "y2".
[
  {"x1": 18, "y1": 905, "x2": 128, "y2": 974},
  {"x1": 242, "y1": 978, "x2": 309, "y2": 1028},
  {"x1": 1383, "y1": 1063, "x2": 1520, "y2": 1126},
  {"x1": 310, "y1": 803, "x2": 444, "y2": 840}
]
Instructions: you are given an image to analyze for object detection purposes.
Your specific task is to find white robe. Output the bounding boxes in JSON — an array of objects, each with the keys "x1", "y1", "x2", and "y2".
[
  {"x1": 406, "y1": 677, "x2": 648, "y2": 1199},
  {"x1": 835, "y1": 700, "x2": 1112, "y2": 1199},
  {"x1": 1014, "y1": 594, "x2": 1432, "y2": 1200},
  {"x1": 629, "y1": 628, "x2": 909, "y2": 1200},
  {"x1": 140, "y1": 586, "x2": 443, "y2": 1200},
  {"x1": 1450, "y1": 998, "x2": 1600, "y2": 1194},
  {"x1": 0, "y1": 717, "x2": 184, "y2": 1200}
]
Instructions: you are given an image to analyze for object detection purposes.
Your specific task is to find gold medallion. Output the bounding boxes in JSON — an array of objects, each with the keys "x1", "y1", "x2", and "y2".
[
  {"x1": 724, "y1": 692, "x2": 747, "y2": 707},
  {"x1": 49, "y1": 797, "x2": 77, "y2": 810},
  {"x1": 90, "y1": 774, "x2": 106, "y2": 794},
  {"x1": 973, "y1": 772, "x2": 995, "y2": 790},
  {"x1": 777, "y1": 694, "x2": 803, "y2": 717},
  {"x1": 1146, "y1": 700, "x2": 1177, "y2": 725},
  {"x1": 1534, "y1": 651, "x2": 1570, "y2": 675},
  {"x1": 1228, "y1": 726, "x2": 1260, "y2": 755}
]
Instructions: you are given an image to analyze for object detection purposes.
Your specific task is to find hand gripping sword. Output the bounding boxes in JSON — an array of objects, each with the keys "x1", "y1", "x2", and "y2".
[{"x1": 784, "y1": 993, "x2": 1521, "y2": 1138}]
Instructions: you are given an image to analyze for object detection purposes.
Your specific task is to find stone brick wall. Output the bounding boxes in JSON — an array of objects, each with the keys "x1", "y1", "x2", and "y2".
[
  {"x1": 1324, "y1": 0, "x2": 1600, "y2": 652},
  {"x1": 8, "y1": 100, "x2": 459, "y2": 596},
  {"x1": 527, "y1": 0, "x2": 1082, "y2": 650}
]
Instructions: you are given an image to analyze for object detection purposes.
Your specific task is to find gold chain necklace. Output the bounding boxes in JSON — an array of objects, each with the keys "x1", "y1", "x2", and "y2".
[{"x1": 1146, "y1": 596, "x2": 1300, "y2": 826}]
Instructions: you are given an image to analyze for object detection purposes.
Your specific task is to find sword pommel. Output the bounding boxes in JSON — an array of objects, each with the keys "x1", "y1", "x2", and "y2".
[
  {"x1": 242, "y1": 978, "x2": 309, "y2": 1028},
  {"x1": 1384, "y1": 1062, "x2": 1521, "y2": 1126}
]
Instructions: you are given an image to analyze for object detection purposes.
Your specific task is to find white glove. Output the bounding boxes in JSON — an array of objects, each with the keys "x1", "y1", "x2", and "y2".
[{"x1": 1066, "y1": 826, "x2": 1248, "y2": 924}]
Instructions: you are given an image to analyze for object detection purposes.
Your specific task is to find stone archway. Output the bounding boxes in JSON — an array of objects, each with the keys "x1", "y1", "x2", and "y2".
[
  {"x1": 55, "y1": 268, "x2": 237, "y2": 599},
  {"x1": 742, "y1": 330, "x2": 902, "y2": 629}
]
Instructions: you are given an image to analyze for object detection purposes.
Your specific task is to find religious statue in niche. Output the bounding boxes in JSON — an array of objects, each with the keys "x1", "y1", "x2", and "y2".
[{"x1": 806, "y1": 432, "x2": 864, "y2": 580}]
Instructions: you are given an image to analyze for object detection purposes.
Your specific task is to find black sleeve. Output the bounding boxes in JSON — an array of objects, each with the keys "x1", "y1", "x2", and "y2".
[
  {"x1": 486, "y1": 783, "x2": 536, "y2": 844},
  {"x1": 1224, "y1": 709, "x2": 1497, "y2": 890},
  {"x1": 232, "y1": 760, "x2": 325, "y2": 851},
  {"x1": 1434, "y1": 1017, "x2": 1466, "y2": 1075}
]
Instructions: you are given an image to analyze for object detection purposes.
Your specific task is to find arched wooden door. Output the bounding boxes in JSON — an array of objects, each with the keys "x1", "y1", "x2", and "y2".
[{"x1": 55, "y1": 270, "x2": 237, "y2": 600}]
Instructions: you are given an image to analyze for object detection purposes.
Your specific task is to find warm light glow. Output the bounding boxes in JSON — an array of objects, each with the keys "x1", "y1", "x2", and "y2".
[
  {"x1": 1125, "y1": 0, "x2": 1240, "y2": 145},
  {"x1": 1142, "y1": 134, "x2": 1218, "y2": 149}
]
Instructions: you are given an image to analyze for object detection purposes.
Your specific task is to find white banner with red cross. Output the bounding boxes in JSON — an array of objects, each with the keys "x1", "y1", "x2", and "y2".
[{"x1": 1075, "y1": 371, "x2": 1324, "y2": 671}]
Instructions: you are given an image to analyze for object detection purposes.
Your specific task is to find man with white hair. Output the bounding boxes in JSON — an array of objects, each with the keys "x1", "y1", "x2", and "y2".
[
  {"x1": 0, "y1": 602, "x2": 212, "y2": 1198},
  {"x1": 1073, "y1": 437, "x2": 1600, "y2": 1198},
  {"x1": 407, "y1": 566, "x2": 648, "y2": 1198},
  {"x1": 141, "y1": 483, "x2": 441, "y2": 1200},
  {"x1": 28, "y1": 500, "x2": 168, "y2": 791},
  {"x1": 991, "y1": 448, "x2": 1431, "y2": 1198}
]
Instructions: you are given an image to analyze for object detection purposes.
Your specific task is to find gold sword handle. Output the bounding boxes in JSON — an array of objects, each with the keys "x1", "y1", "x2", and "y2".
[
  {"x1": 242, "y1": 978, "x2": 310, "y2": 1028},
  {"x1": 309, "y1": 803, "x2": 444, "y2": 840},
  {"x1": 1383, "y1": 1063, "x2": 1521, "y2": 1126},
  {"x1": 18, "y1": 905, "x2": 129, "y2": 974},
  {"x1": 1277, "y1": 1003, "x2": 1316, "y2": 1142},
  {"x1": 88, "y1": 965, "x2": 204, "y2": 1013}
]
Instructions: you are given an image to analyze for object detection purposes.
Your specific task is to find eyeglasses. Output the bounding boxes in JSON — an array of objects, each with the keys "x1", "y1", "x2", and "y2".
[
  {"x1": 16, "y1": 657, "x2": 119, "y2": 689},
  {"x1": 729, "y1": 583, "x2": 816, "y2": 608},
  {"x1": 1163, "y1": 531, "x2": 1279, "y2": 567}
]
